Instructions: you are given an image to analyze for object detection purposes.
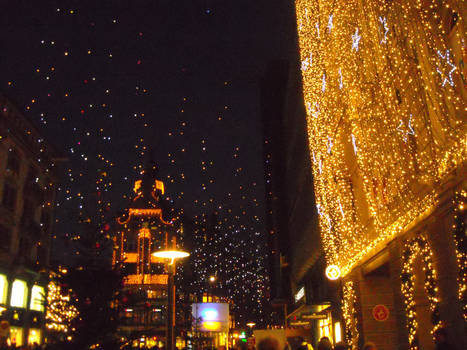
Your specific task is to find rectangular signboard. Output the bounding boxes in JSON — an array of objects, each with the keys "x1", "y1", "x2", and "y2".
[{"x1": 192, "y1": 303, "x2": 229, "y2": 332}]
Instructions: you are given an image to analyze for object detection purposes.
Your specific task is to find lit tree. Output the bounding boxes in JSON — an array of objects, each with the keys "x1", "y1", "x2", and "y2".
[{"x1": 45, "y1": 270, "x2": 79, "y2": 343}]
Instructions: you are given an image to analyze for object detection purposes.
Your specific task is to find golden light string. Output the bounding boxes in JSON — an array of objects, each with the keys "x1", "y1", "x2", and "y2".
[
  {"x1": 294, "y1": 0, "x2": 466, "y2": 276},
  {"x1": 452, "y1": 189, "x2": 467, "y2": 322},
  {"x1": 400, "y1": 235, "x2": 441, "y2": 350},
  {"x1": 342, "y1": 281, "x2": 359, "y2": 350}
]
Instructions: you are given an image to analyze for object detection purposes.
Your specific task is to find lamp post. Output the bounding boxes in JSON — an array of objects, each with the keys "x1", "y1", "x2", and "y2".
[
  {"x1": 153, "y1": 237, "x2": 189, "y2": 350},
  {"x1": 246, "y1": 322, "x2": 256, "y2": 338}
]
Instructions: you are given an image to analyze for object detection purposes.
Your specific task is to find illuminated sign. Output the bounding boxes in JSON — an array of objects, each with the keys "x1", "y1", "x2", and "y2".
[
  {"x1": 372, "y1": 304, "x2": 389, "y2": 321},
  {"x1": 325, "y1": 265, "x2": 341, "y2": 280},
  {"x1": 124, "y1": 274, "x2": 168, "y2": 285},
  {"x1": 192, "y1": 303, "x2": 229, "y2": 332},
  {"x1": 294, "y1": 286, "x2": 305, "y2": 303}
]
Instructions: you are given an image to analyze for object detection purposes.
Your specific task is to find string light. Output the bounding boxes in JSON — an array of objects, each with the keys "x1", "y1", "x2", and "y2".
[
  {"x1": 452, "y1": 190, "x2": 467, "y2": 322},
  {"x1": 295, "y1": 0, "x2": 466, "y2": 278},
  {"x1": 378, "y1": 17, "x2": 389, "y2": 44},
  {"x1": 436, "y1": 49, "x2": 457, "y2": 87},
  {"x1": 396, "y1": 115, "x2": 415, "y2": 143},
  {"x1": 400, "y1": 235, "x2": 441, "y2": 350},
  {"x1": 342, "y1": 281, "x2": 359, "y2": 350},
  {"x1": 46, "y1": 272, "x2": 79, "y2": 334},
  {"x1": 351, "y1": 28, "x2": 361, "y2": 51}
]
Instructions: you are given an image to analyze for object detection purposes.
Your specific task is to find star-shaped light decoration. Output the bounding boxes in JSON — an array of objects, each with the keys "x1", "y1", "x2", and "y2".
[
  {"x1": 327, "y1": 135, "x2": 333, "y2": 154},
  {"x1": 301, "y1": 52, "x2": 313, "y2": 72},
  {"x1": 316, "y1": 22, "x2": 320, "y2": 38},
  {"x1": 316, "y1": 203, "x2": 323, "y2": 216},
  {"x1": 379, "y1": 17, "x2": 389, "y2": 44},
  {"x1": 327, "y1": 14, "x2": 333, "y2": 34},
  {"x1": 352, "y1": 28, "x2": 361, "y2": 51},
  {"x1": 338, "y1": 200, "x2": 344, "y2": 218},
  {"x1": 397, "y1": 115, "x2": 415, "y2": 142},
  {"x1": 322, "y1": 72, "x2": 326, "y2": 92},
  {"x1": 338, "y1": 68, "x2": 343, "y2": 89},
  {"x1": 326, "y1": 215, "x2": 332, "y2": 232},
  {"x1": 311, "y1": 102, "x2": 320, "y2": 119},
  {"x1": 351, "y1": 133, "x2": 357, "y2": 154},
  {"x1": 436, "y1": 49, "x2": 457, "y2": 87}
]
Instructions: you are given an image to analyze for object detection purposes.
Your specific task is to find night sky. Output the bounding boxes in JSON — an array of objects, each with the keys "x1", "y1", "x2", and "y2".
[{"x1": 1, "y1": 0, "x2": 296, "y2": 320}]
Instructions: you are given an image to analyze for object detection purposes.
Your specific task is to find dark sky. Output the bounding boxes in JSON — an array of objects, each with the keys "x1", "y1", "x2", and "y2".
[{"x1": 0, "y1": 0, "x2": 296, "y2": 316}]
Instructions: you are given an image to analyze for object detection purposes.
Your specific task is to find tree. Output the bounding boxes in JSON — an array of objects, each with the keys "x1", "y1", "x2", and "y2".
[
  {"x1": 62, "y1": 267, "x2": 122, "y2": 350},
  {"x1": 45, "y1": 270, "x2": 79, "y2": 344},
  {"x1": 55, "y1": 220, "x2": 123, "y2": 350}
]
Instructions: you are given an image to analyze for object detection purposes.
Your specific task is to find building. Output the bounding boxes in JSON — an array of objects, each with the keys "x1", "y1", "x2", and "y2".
[
  {"x1": 260, "y1": 60, "x2": 290, "y2": 307},
  {"x1": 261, "y1": 56, "x2": 340, "y2": 347},
  {"x1": 114, "y1": 162, "x2": 185, "y2": 348},
  {"x1": 295, "y1": 1, "x2": 466, "y2": 350},
  {"x1": 0, "y1": 93, "x2": 58, "y2": 346}
]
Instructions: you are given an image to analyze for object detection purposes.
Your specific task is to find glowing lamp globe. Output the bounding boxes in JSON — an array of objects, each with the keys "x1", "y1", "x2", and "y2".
[
  {"x1": 152, "y1": 250, "x2": 190, "y2": 264},
  {"x1": 325, "y1": 265, "x2": 341, "y2": 280}
]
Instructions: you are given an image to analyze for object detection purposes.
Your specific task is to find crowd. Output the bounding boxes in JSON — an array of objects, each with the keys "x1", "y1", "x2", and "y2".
[
  {"x1": 252, "y1": 327, "x2": 456, "y2": 350},
  {"x1": 0, "y1": 326, "x2": 457, "y2": 350}
]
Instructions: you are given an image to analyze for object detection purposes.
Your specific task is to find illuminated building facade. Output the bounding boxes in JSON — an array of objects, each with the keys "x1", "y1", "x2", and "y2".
[
  {"x1": 114, "y1": 162, "x2": 185, "y2": 347},
  {"x1": 295, "y1": 1, "x2": 466, "y2": 350},
  {"x1": 0, "y1": 94, "x2": 57, "y2": 346}
]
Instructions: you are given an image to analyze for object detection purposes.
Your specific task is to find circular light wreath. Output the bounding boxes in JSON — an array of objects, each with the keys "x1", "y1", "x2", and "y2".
[{"x1": 400, "y1": 235, "x2": 441, "y2": 350}]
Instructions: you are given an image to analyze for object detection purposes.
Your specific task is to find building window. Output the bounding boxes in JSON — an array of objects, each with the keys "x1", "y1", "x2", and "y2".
[
  {"x1": 6, "y1": 149, "x2": 20, "y2": 173},
  {"x1": 26, "y1": 166, "x2": 39, "y2": 188},
  {"x1": 10, "y1": 280, "x2": 28, "y2": 308},
  {"x1": 19, "y1": 238, "x2": 32, "y2": 262},
  {"x1": 0, "y1": 225, "x2": 11, "y2": 251},
  {"x1": 317, "y1": 306, "x2": 332, "y2": 340},
  {"x1": 319, "y1": 317, "x2": 331, "y2": 339},
  {"x1": 22, "y1": 199, "x2": 37, "y2": 223},
  {"x1": 28, "y1": 328, "x2": 41, "y2": 345},
  {"x1": 334, "y1": 322, "x2": 342, "y2": 343},
  {"x1": 2, "y1": 183, "x2": 17, "y2": 212},
  {"x1": 40, "y1": 210, "x2": 51, "y2": 232},
  {"x1": 0, "y1": 275, "x2": 8, "y2": 304},
  {"x1": 30, "y1": 285, "x2": 45, "y2": 312},
  {"x1": 9, "y1": 327, "x2": 23, "y2": 346},
  {"x1": 6, "y1": 148, "x2": 21, "y2": 175}
]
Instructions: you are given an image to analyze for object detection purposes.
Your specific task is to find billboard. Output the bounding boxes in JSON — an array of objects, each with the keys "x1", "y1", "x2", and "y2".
[{"x1": 192, "y1": 303, "x2": 229, "y2": 332}]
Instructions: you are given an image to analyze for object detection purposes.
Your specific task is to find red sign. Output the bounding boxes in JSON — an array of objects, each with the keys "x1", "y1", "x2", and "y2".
[{"x1": 372, "y1": 304, "x2": 389, "y2": 321}]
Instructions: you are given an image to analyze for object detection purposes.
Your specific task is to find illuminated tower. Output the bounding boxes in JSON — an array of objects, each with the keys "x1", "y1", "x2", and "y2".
[{"x1": 114, "y1": 161, "x2": 179, "y2": 347}]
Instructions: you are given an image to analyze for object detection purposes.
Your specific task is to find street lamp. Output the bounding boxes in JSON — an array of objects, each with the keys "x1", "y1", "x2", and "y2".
[
  {"x1": 246, "y1": 322, "x2": 256, "y2": 339},
  {"x1": 153, "y1": 250, "x2": 190, "y2": 265},
  {"x1": 152, "y1": 243, "x2": 190, "y2": 350}
]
